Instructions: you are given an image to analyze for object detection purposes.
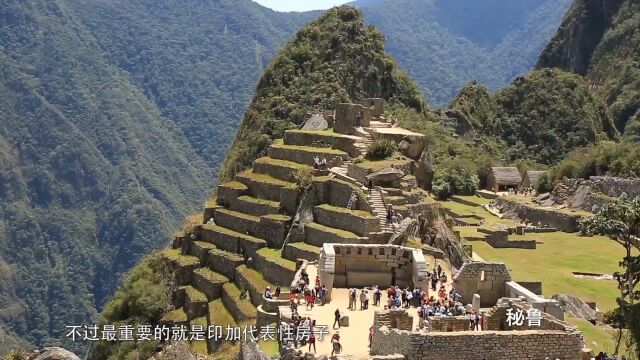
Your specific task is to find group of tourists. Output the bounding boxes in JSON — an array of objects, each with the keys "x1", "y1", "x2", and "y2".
[
  {"x1": 386, "y1": 204, "x2": 403, "y2": 224},
  {"x1": 287, "y1": 272, "x2": 328, "y2": 313},
  {"x1": 263, "y1": 284, "x2": 281, "y2": 300},
  {"x1": 506, "y1": 186, "x2": 534, "y2": 196},
  {"x1": 280, "y1": 312, "x2": 320, "y2": 353},
  {"x1": 313, "y1": 155, "x2": 328, "y2": 170}
]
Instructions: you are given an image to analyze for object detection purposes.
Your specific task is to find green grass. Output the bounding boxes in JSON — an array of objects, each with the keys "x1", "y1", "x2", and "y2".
[
  {"x1": 289, "y1": 242, "x2": 321, "y2": 253},
  {"x1": 473, "y1": 231, "x2": 624, "y2": 311},
  {"x1": 209, "y1": 299, "x2": 236, "y2": 327},
  {"x1": 219, "y1": 181, "x2": 248, "y2": 190},
  {"x1": 306, "y1": 222, "x2": 359, "y2": 238},
  {"x1": 565, "y1": 317, "x2": 634, "y2": 356},
  {"x1": 202, "y1": 224, "x2": 266, "y2": 245},
  {"x1": 287, "y1": 129, "x2": 351, "y2": 138},
  {"x1": 440, "y1": 201, "x2": 518, "y2": 227},
  {"x1": 258, "y1": 333, "x2": 280, "y2": 358},
  {"x1": 404, "y1": 237, "x2": 423, "y2": 249},
  {"x1": 161, "y1": 249, "x2": 200, "y2": 267},
  {"x1": 452, "y1": 195, "x2": 491, "y2": 206},
  {"x1": 194, "y1": 241, "x2": 217, "y2": 251},
  {"x1": 237, "y1": 195, "x2": 280, "y2": 208},
  {"x1": 355, "y1": 157, "x2": 413, "y2": 171},
  {"x1": 262, "y1": 214, "x2": 292, "y2": 222},
  {"x1": 254, "y1": 156, "x2": 312, "y2": 171},
  {"x1": 237, "y1": 170, "x2": 298, "y2": 189},
  {"x1": 216, "y1": 208, "x2": 261, "y2": 222},
  {"x1": 193, "y1": 267, "x2": 229, "y2": 283},
  {"x1": 190, "y1": 316, "x2": 209, "y2": 355},
  {"x1": 223, "y1": 283, "x2": 257, "y2": 318},
  {"x1": 270, "y1": 142, "x2": 348, "y2": 156},
  {"x1": 183, "y1": 285, "x2": 208, "y2": 302},
  {"x1": 237, "y1": 265, "x2": 273, "y2": 290},
  {"x1": 257, "y1": 248, "x2": 297, "y2": 271},
  {"x1": 316, "y1": 203, "x2": 376, "y2": 219},
  {"x1": 162, "y1": 308, "x2": 187, "y2": 322}
]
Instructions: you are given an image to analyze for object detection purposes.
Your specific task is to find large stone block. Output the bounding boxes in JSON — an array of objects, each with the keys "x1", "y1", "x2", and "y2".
[
  {"x1": 313, "y1": 204, "x2": 379, "y2": 236},
  {"x1": 205, "y1": 249, "x2": 244, "y2": 280}
]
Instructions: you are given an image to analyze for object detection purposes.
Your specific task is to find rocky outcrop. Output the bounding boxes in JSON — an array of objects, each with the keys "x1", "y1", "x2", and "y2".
[
  {"x1": 494, "y1": 197, "x2": 583, "y2": 232},
  {"x1": 31, "y1": 347, "x2": 81, "y2": 360},
  {"x1": 552, "y1": 293, "x2": 599, "y2": 322},
  {"x1": 536, "y1": 0, "x2": 624, "y2": 75}
]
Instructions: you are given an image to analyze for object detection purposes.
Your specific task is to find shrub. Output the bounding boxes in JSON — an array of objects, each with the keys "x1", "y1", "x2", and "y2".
[
  {"x1": 5, "y1": 350, "x2": 28, "y2": 360},
  {"x1": 431, "y1": 168, "x2": 480, "y2": 199},
  {"x1": 293, "y1": 168, "x2": 313, "y2": 189},
  {"x1": 365, "y1": 139, "x2": 397, "y2": 160}
]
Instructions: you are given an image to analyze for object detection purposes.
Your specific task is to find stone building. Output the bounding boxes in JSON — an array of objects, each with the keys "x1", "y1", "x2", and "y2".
[{"x1": 486, "y1": 167, "x2": 522, "y2": 192}]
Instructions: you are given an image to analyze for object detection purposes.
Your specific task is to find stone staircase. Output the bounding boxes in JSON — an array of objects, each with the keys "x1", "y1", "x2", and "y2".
[{"x1": 369, "y1": 188, "x2": 394, "y2": 232}]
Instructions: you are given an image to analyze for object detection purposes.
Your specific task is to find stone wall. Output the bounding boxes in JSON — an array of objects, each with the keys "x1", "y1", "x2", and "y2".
[
  {"x1": 453, "y1": 262, "x2": 512, "y2": 307},
  {"x1": 198, "y1": 224, "x2": 266, "y2": 260},
  {"x1": 253, "y1": 253, "x2": 296, "y2": 286},
  {"x1": 493, "y1": 198, "x2": 582, "y2": 232},
  {"x1": 283, "y1": 243, "x2": 318, "y2": 262},
  {"x1": 320, "y1": 244, "x2": 429, "y2": 293},
  {"x1": 587, "y1": 176, "x2": 640, "y2": 198},
  {"x1": 206, "y1": 249, "x2": 244, "y2": 280},
  {"x1": 216, "y1": 184, "x2": 247, "y2": 207},
  {"x1": 313, "y1": 205, "x2": 379, "y2": 236},
  {"x1": 428, "y1": 316, "x2": 470, "y2": 332},
  {"x1": 267, "y1": 145, "x2": 348, "y2": 167},
  {"x1": 408, "y1": 331, "x2": 582, "y2": 360},
  {"x1": 335, "y1": 103, "x2": 364, "y2": 134},
  {"x1": 312, "y1": 177, "x2": 372, "y2": 212}
]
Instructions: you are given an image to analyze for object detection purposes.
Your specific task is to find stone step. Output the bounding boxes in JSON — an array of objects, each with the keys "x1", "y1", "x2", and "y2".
[
  {"x1": 386, "y1": 196, "x2": 408, "y2": 206},
  {"x1": 182, "y1": 285, "x2": 208, "y2": 320},
  {"x1": 189, "y1": 240, "x2": 217, "y2": 262},
  {"x1": 253, "y1": 156, "x2": 312, "y2": 183},
  {"x1": 161, "y1": 249, "x2": 202, "y2": 286},
  {"x1": 203, "y1": 246, "x2": 245, "y2": 280},
  {"x1": 222, "y1": 282, "x2": 257, "y2": 322},
  {"x1": 267, "y1": 142, "x2": 349, "y2": 166},
  {"x1": 216, "y1": 181, "x2": 248, "y2": 207},
  {"x1": 230, "y1": 195, "x2": 281, "y2": 217},
  {"x1": 313, "y1": 204, "x2": 380, "y2": 236},
  {"x1": 283, "y1": 242, "x2": 320, "y2": 262},
  {"x1": 254, "y1": 248, "x2": 297, "y2": 286},
  {"x1": 213, "y1": 208, "x2": 262, "y2": 238},
  {"x1": 192, "y1": 267, "x2": 229, "y2": 301},
  {"x1": 199, "y1": 224, "x2": 267, "y2": 260},
  {"x1": 235, "y1": 171, "x2": 298, "y2": 213},
  {"x1": 304, "y1": 222, "x2": 365, "y2": 246}
]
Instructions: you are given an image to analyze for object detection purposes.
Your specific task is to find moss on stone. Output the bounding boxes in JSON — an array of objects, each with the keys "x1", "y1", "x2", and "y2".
[
  {"x1": 223, "y1": 283, "x2": 257, "y2": 318},
  {"x1": 354, "y1": 157, "x2": 413, "y2": 171},
  {"x1": 270, "y1": 143, "x2": 348, "y2": 156},
  {"x1": 193, "y1": 267, "x2": 229, "y2": 284},
  {"x1": 219, "y1": 181, "x2": 248, "y2": 190},
  {"x1": 209, "y1": 299, "x2": 236, "y2": 327},
  {"x1": 254, "y1": 157, "x2": 312, "y2": 172},
  {"x1": 237, "y1": 170, "x2": 298, "y2": 189},
  {"x1": 237, "y1": 195, "x2": 280, "y2": 208},
  {"x1": 289, "y1": 242, "x2": 320, "y2": 253},
  {"x1": 162, "y1": 249, "x2": 200, "y2": 267},
  {"x1": 183, "y1": 285, "x2": 208, "y2": 302},
  {"x1": 202, "y1": 224, "x2": 266, "y2": 245},
  {"x1": 215, "y1": 208, "x2": 261, "y2": 222},
  {"x1": 189, "y1": 316, "x2": 209, "y2": 354},
  {"x1": 162, "y1": 308, "x2": 187, "y2": 322},
  {"x1": 262, "y1": 214, "x2": 292, "y2": 222},
  {"x1": 194, "y1": 241, "x2": 217, "y2": 251}
]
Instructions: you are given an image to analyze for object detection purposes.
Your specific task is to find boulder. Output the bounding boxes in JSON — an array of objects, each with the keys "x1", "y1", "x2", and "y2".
[
  {"x1": 551, "y1": 293, "x2": 598, "y2": 322},
  {"x1": 33, "y1": 348, "x2": 81, "y2": 360},
  {"x1": 302, "y1": 114, "x2": 329, "y2": 131},
  {"x1": 415, "y1": 150, "x2": 434, "y2": 190},
  {"x1": 398, "y1": 134, "x2": 426, "y2": 159},
  {"x1": 388, "y1": 218, "x2": 417, "y2": 245},
  {"x1": 367, "y1": 167, "x2": 404, "y2": 187},
  {"x1": 339, "y1": 314, "x2": 349, "y2": 327}
]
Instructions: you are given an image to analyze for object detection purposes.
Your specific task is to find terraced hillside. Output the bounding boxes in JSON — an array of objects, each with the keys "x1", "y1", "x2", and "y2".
[{"x1": 159, "y1": 124, "x2": 412, "y2": 357}]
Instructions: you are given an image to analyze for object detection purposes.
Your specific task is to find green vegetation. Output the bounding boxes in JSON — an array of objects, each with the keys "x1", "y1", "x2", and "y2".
[
  {"x1": 316, "y1": 204, "x2": 376, "y2": 219},
  {"x1": 189, "y1": 317, "x2": 209, "y2": 355},
  {"x1": 219, "y1": 6, "x2": 427, "y2": 180},
  {"x1": 91, "y1": 253, "x2": 173, "y2": 360},
  {"x1": 538, "y1": 0, "x2": 640, "y2": 136},
  {"x1": 365, "y1": 139, "x2": 397, "y2": 160},
  {"x1": 540, "y1": 142, "x2": 640, "y2": 187},
  {"x1": 238, "y1": 171, "x2": 298, "y2": 189},
  {"x1": 354, "y1": 157, "x2": 413, "y2": 172},
  {"x1": 431, "y1": 168, "x2": 479, "y2": 200},
  {"x1": 162, "y1": 249, "x2": 200, "y2": 267},
  {"x1": 452, "y1": 195, "x2": 491, "y2": 206},
  {"x1": 222, "y1": 283, "x2": 257, "y2": 319},
  {"x1": 256, "y1": 248, "x2": 297, "y2": 271},
  {"x1": 183, "y1": 286, "x2": 207, "y2": 303},
  {"x1": 306, "y1": 222, "x2": 360, "y2": 239},
  {"x1": 193, "y1": 268, "x2": 228, "y2": 284}
]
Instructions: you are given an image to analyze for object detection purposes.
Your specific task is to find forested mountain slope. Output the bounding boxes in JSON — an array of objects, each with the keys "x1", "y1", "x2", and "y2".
[
  {"x1": 537, "y1": 0, "x2": 640, "y2": 137},
  {"x1": 359, "y1": 0, "x2": 572, "y2": 105}
]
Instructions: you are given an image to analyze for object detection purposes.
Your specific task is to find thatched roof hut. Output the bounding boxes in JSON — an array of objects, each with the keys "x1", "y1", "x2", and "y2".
[
  {"x1": 521, "y1": 170, "x2": 548, "y2": 188},
  {"x1": 486, "y1": 167, "x2": 522, "y2": 192}
]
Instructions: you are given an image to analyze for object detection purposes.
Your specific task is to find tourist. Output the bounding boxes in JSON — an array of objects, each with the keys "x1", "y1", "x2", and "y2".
[
  {"x1": 315, "y1": 275, "x2": 321, "y2": 288},
  {"x1": 274, "y1": 284, "x2": 281, "y2": 298},
  {"x1": 349, "y1": 288, "x2": 357, "y2": 310},
  {"x1": 436, "y1": 264, "x2": 442, "y2": 279},
  {"x1": 367, "y1": 178, "x2": 373, "y2": 194},
  {"x1": 313, "y1": 155, "x2": 320, "y2": 170},
  {"x1": 373, "y1": 286, "x2": 381, "y2": 306},
  {"x1": 331, "y1": 332, "x2": 342, "y2": 356},
  {"x1": 369, "y1": 325, "x2": 374, "y2": 347},
  {"x1": 306, "y1": 290, "x2": 315, "y2": 310},
  {"x1": 320, "y1": 285, "x2": 327, "y2": 305},
  {"x1": 320, "y1": 157, "x2": 328, "y2": 169},
  {"x1": 333, "y1": 309, "x2": 341, "y2": 329},
  {"x1": 430, "y1": 275, "x2": 438, "y2": 292},
  {"x1": 264, "y1": 286, "x2": 273, "y2": 299},
  {"x1": 405, "y1": 288, "x2": 413, "y2": 308},
  {"x1": 308, "y1": 330, "x2": 316, "y2": 353},
  {"x1": 359, "y1": 289, "x2": 367, "y2": 310},
  {"x1": 386, "y1": 205, "x2": 394, "y2": 224}
]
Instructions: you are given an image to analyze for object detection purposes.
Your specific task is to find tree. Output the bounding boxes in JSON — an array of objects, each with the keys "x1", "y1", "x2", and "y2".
[{"x1": 580, "y1": 196, "x2": 640, "y2": 356}]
